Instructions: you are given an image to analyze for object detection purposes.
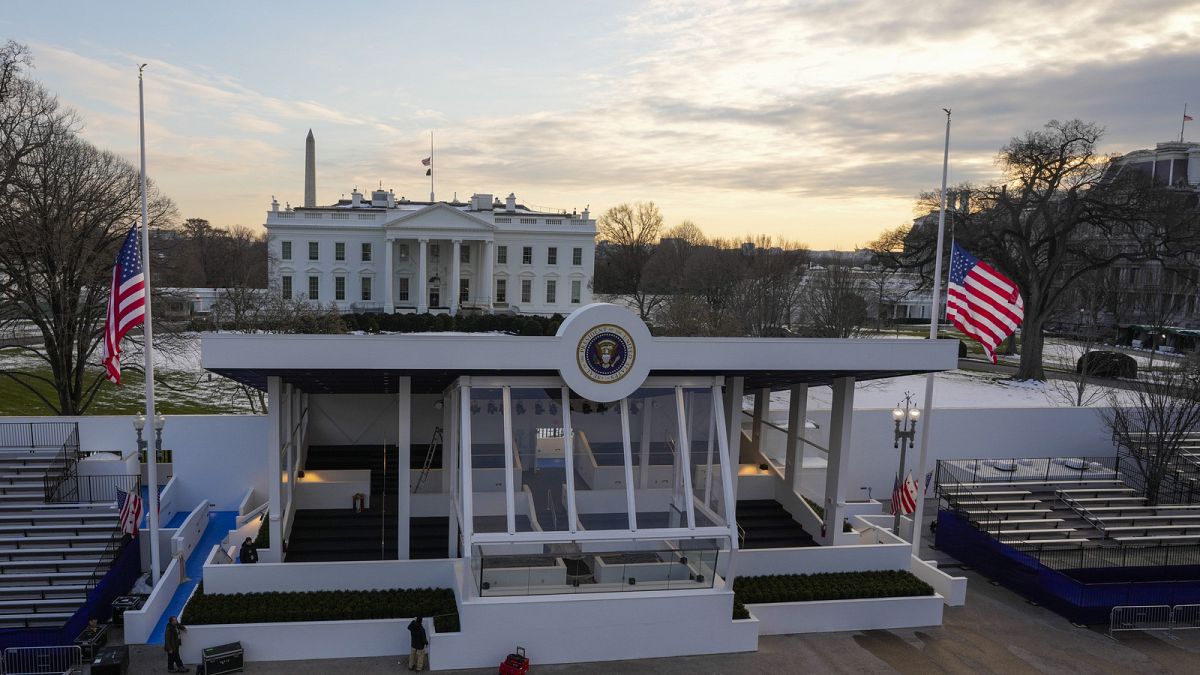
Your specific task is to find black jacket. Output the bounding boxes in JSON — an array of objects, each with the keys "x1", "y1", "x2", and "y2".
[
  {"x1": 408, "y1": 618, "x2": 428, "y2": 649},
  {"x1": 239, "y1": 542, "x2": 258, "y2": 563}
]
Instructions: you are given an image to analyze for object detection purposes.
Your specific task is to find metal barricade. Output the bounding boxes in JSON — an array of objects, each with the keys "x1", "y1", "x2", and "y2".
[
  {"x1": 1173, "y1": 604, "x2": 1200, "y2": 632},
  {"x1": 1109, "y1": 604, "x2": 1172, "y2": 637},
  {"x1": 1, "y1": 645, "x2": 83, "y2": 675}
]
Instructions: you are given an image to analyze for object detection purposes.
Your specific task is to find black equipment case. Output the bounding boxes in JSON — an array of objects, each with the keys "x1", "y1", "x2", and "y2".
[{"x1": 202, "y1": 641, "x2": 244, "y2": 674}]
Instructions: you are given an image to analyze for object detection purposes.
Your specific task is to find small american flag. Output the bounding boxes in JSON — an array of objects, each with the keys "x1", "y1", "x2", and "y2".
[
  {"x1": 947, "y1": 242, "x2": 1024, "y2": 364},
  {"x1": 117, "y1": 488, "x2": 143, "y2": 536},
  {"x1": 100, "y1": 226, "x2": 147, "y2": 384},
  {"x1": 891, "y1": 472, "x2": 918, "y2": 515}
]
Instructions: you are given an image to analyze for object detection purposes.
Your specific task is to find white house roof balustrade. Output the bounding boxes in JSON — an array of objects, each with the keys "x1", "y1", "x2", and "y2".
[{"x1": 201, "y1": 304, "x2": 958, "y2": 394}]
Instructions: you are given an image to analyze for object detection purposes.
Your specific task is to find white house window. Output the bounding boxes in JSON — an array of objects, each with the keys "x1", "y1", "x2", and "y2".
[
  {"x1": 546, "y1": 279, "x2": 557, "y2": 304},
  {"x1": 281, "y1": 241, "x2": 292, "y2": 261},
  {"x1": 461, "y1": 245, "x2": 471, "y2": 263},
  {"x1": 361, "y1": 242, "x2": 372, "y2": 261},
  {"x1": 547, "y1": 219, "x2": 561, "y2": 225},
  {"x1": 521, "y1": 279, "x2": 532, "y2": 304},
  {"x1": 281, "y1": 276, "x2": 292, "y2": 299},
  {"x1": 430, "y1": 243, "x2": 440, "y2": 258},
  {"x1": 571, "y1": 279, "x2": 582, "y2": 304},
  {"x1": 547, "y1": 247, "x2": 557, "y2": 265},
  {"x1": 398, "y1": 243, "x2": 410, "y2": 260},
  {"x1": 308, "y1": 241, "x2": 319, "y2": 261},
  {"x1": 495, "y1": 217, "x2": 511, "y2": 224},
  {"x1": 460, "y1": 278, "x2": 470, "y2": 303},
  {"x1": 335, "y1": 276, "x2": 346, "y2": 301},
  {"x1": 496, "y1": 278, "x2": 507, "y2": 303},
  {"x1": 335, "y1": 242, "x2": 345, "y2": 261},
  {"x1": 522, "y1": 246, "x2": 532, "y2": 265},
  {"x1": 520, "y1": 218, "x2": 537, "y2": 224},
  {"x1": 361, "y1": 276, "x2": 372, "y2": 301},
  {"x1": 397, "y1": 277, "x2": 410, "y2": 302},
  {"x1": 308, "y1": 276, "x2": 320, "y2": 300},
  {"x1": 497, "y1": 246, "x2": 508, "y2": 264},
  {"x1": 572, "y1": 247, "x2": 582, "y2": 266}
]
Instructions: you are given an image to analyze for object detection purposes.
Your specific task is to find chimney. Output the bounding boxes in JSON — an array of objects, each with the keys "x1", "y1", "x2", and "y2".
[
  {"x1": 945, "y1": 191, "x2": 957, "y2": 211},
  {"x1": 471, "y1": 193, "x2": 493, "y2": 211},
  {"x1": 271, "y1": 195, "x2": 279, "y2": 213},
  {"x1": 505, "y1": 193, "x2": 516, "y2": 211},
  {"x1": 959, "y1": 190, "x2": 970, "y2": 213},
  {"x1": 387, "y1": 189, "x2": 396, "y2": 208},
  {"x1": 304, "y1": 130, "x2": 316, "y2": 208},
  {"x1": 581, "y1": 205, "x2": 590, "y2": 221},
  {"x1": 351, "y1": 188, "x2": 362, "y2": 208}
]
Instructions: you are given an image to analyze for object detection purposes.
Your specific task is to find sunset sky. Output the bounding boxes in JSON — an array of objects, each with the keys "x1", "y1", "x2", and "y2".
[{"x1": 4, "y1": 0, "x2": 1199, "y2": 249}]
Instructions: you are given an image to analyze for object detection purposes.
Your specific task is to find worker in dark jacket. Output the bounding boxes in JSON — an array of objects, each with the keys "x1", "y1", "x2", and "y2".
[
  {"x1": 239, "y1": 537, "x2": 259, "y2": 564},
  {"x1": 165, "y1": 615, "x2": 188, "y2": 672},
  {"x1": 407, "y1": 616, "x2": 429, "y2": 671}
]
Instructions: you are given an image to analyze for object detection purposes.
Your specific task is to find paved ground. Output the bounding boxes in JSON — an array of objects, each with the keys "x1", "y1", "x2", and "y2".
[{"x1": 118, "y1": 566, "x2": 1200, "y2": 675}]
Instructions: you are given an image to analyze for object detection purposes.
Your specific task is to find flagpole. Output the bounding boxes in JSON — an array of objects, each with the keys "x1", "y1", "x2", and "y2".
[
  {"x1": 138, "y1": 64, "x2": 162, "y2": 585},
  {"x1": 429, "y1": 130, "x2": 435, "y2": 202},
  {"x1": 910, "y1": 108, "x2": 951, "y2": 559},
  {"x1": 1182, "y1": 103, "x2": 1189, "y2": 143}
]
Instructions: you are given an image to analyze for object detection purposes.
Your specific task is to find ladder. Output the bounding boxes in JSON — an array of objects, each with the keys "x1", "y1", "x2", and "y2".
[{"x1": 412, "y1": 426, "x2": 443, "y2": 494}]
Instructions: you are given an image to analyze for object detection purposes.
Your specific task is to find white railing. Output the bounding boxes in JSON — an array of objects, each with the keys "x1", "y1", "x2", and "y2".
[
  {"x1": 1, "y1": 646, "x2": 82, "y2": 675},
  {"x1": 1109, "y1": 604, "x2": 1171, "y2": 636}
]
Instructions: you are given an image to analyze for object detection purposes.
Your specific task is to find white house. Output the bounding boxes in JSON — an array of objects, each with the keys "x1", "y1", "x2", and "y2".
[{"x1": 266, "y1": 132, "x2": 596, "y2": 316}]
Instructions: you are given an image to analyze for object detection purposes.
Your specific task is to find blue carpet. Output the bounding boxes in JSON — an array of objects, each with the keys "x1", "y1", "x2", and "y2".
[{"x1": 147, "y1": 510, "x2": 237, "y2": 645}]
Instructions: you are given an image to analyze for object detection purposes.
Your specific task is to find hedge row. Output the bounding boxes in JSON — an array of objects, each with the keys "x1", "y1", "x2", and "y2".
[
  {"x1": 732, "y1": 570, "x2": 933, "y2": 613},
  {"x1": 181, "y1": 584, "x2": 459, "y2": 633},
  {"x1": 342, "y1": 312, "x2": 564, "y2": 336}
]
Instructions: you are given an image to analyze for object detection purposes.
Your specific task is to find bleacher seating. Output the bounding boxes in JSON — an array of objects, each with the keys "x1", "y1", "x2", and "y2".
[{"x1": 0, "y1": 447, "x2": 121, "y2": 630}]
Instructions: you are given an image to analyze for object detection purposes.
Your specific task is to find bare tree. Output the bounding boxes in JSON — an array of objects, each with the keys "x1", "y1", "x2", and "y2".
[
  {"x1": 596, "y1": 201, "x2": 665, "y2": 320},
  {"x1": 1102, "y1": 355, "x2": 1200, "y2": 504},
  {"x1": 863, "y1": 225, "x2": 912, "y2": 331},
  {"x1": 900, "y1": 120, "x2": 1199, "y2": 380},
  {"x1": 801, "y1": 264, "x2": 870, "y2": 338}
]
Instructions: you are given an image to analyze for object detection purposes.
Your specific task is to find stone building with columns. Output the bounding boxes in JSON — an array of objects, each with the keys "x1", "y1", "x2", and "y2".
[{"x1": 266, "y1": 133, "x2": 596, "y2": 316}]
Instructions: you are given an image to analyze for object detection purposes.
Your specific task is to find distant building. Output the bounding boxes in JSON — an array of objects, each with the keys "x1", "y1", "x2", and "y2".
[{"x1": 266, "y1": 132, "x2": 597, "y2": 316}]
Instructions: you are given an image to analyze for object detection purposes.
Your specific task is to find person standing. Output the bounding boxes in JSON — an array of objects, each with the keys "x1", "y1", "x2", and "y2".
[
  {"x1": 407, "y1": 616, "x2": 429, "y2": 671},
  {"x1": 164, "y1": 615, "x2": 188, "y2": 673},
  {"x1": 239, "y1": 537, "x2": 259, "y2": 564}
]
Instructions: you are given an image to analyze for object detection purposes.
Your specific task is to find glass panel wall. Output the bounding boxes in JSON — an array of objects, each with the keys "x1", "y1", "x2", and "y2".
[
  {"x1": 569, "y1": 395, "x2": 631, "y2": 532},
  {"x1": 626, "y1": 388, "x2": 684, "y2": 530},
  {"x1": 509, "y1": 388, "x2": 570, "y2": 533},
  {"x1": 468, "y1": 387, "x2": 508, "y2": 534},
  {"x1": 684, "y1": 387, "x2": 725, "y2": 527}
]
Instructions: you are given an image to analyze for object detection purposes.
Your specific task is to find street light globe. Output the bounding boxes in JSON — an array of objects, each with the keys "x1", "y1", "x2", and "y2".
[
  {"x1": 132, "y1": 413, "x2": 146, "y2": 431},
  {"x1": 909, "y1": 408, "x2": 921, "y2": 420},
  {"x1": 153, "y1": 413, "x2": 166, "y2": 431},
  {"x1": 892, "y1": 408, "x2": 904, "y2": 421}
]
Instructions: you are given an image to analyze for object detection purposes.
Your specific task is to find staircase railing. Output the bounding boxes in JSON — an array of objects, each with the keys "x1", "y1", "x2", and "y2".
[
  {"x1": 41, "y1": 426, "x2": 82, "y2": 502},
  {"x1": 412, "y1": 426, "x2": 443, "y2": 494}
]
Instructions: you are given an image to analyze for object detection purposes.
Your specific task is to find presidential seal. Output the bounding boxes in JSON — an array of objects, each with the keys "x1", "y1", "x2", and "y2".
[{"x1": 577, "y1": 324, "x2": 636, "y2": 383}]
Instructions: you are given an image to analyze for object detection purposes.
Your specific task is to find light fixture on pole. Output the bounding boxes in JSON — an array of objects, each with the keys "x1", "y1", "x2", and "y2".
[{"x1": 892, "y1": 392, "x2": 920, "y2": 535}]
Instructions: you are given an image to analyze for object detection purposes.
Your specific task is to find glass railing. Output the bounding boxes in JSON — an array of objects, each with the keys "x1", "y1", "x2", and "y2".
[{"x1": 473, "y1": 539, "x2": 721, "y2": 597}]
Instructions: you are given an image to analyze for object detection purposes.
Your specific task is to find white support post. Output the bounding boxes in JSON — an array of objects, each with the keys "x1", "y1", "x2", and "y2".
[
  {"x1": 266, "y1": 376, "x2": 283, "y2": 555},
  {"x1": 712, "y1": 383, "x2": 739, "y2": 587},
  {"x1": 750, "y1": 388, "x2": 768, "y2": 460},
  {"x1": 482, "y1": 240, "x2": 494, "y2": 310},
  {"x1": 501, "y1": 387, "x2": 516, "y2": 534},
  {"x1": 446, "y1": 388, "x2": 459, "y2": 558},
  {"x1": 384, "y1": 238, "x2": 394, "y2": 313},
  {"x1": 724, "y1": 376, "x2": 744, "y2": 502},
  {"x1": 785, "y1": 384, "x2": 808, "y2": 495},
  {"x1": 460, "y1": 384, "x2": 474, "y2": 559},
  {"x1": 619, "y1": 399, "x2": 638, "y2": 531},
  {"x1": 675, "y1": 387, "x2": 696, "y2": 530},
  {"x1": 397, "y1": 377, "x2": 412, "y2": 559},
  {"x1": 561, "y1": 387, "x2": 577, "y2": 533},
  {"x1": 823, "y1": 376, "x2": 855, "y2": 544},
  {"x1": 638, "y1": 397, "x2": 652, "y2": 489},
  {"x1": 417, "y1": 239, "x2": 429, "y2": 313},
  {"x1": 450, "y1": 239, "x2": 461, "y2": 316}
]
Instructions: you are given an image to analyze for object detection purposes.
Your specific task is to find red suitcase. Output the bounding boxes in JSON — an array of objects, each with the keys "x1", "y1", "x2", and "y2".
[{"x1": 499, "y1": 646, "x2": 530, "y2": 674}]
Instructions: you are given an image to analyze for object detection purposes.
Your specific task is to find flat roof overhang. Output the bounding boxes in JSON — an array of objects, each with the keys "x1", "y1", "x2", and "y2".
[{"x1": 202, "y1": 333, "x2": 960, "y2": 395}]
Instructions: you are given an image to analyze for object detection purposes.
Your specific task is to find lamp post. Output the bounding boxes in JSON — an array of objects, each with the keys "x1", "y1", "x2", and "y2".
[
  {"x1": 134, "y1": 413, "x2": 165, "y2": 583},
  {"x1": 892, "y1": 393, "x2": 920, "y2": 535}
]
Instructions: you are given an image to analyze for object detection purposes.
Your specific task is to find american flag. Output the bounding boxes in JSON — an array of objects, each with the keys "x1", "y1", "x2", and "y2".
[
  {"x1": 891, "y1": 472, "x2": 918, "y2": 515},
  {"x1": 100, "y1": 226, "x2": 147, "y2": 384},
  {"x1": 946, "y1": 242, "x2": 1024, "y2": 364},
  {"x1": 117, "y1": 488, "x2": 143, "y2": 536}
]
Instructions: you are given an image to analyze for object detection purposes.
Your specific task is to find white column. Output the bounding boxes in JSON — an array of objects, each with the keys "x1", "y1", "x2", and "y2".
[
  {"x1": 723, "y1": 376, "x2": 744, "y2": 502},
  {"x1": 397, "y1": 377, "x2": 411, "y2": 559},
  {"x1": 267, "y1": 376, "x2": 283, "y2": 556},
  {"x1": 785, "y1": 384, "x2": 808, "y2": 495},
  {"x1": 482, "y1": 240, "x2": 494, "y2": 310},
  {"x1": 417, "y1": 239, "x2": 429, "y2": 313},
  {"x1": 823, "y1": 376, "x2": 855, "y2": 544},
  {"x1": 384, "y1": 238, "x2": 394, "y2": 313},
  {"x1": 450, "y1": 239, "x2": 461, "y2": 316},
  {"x1": 750, "y1": 388, "x2": 768, "y2": 461}
]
